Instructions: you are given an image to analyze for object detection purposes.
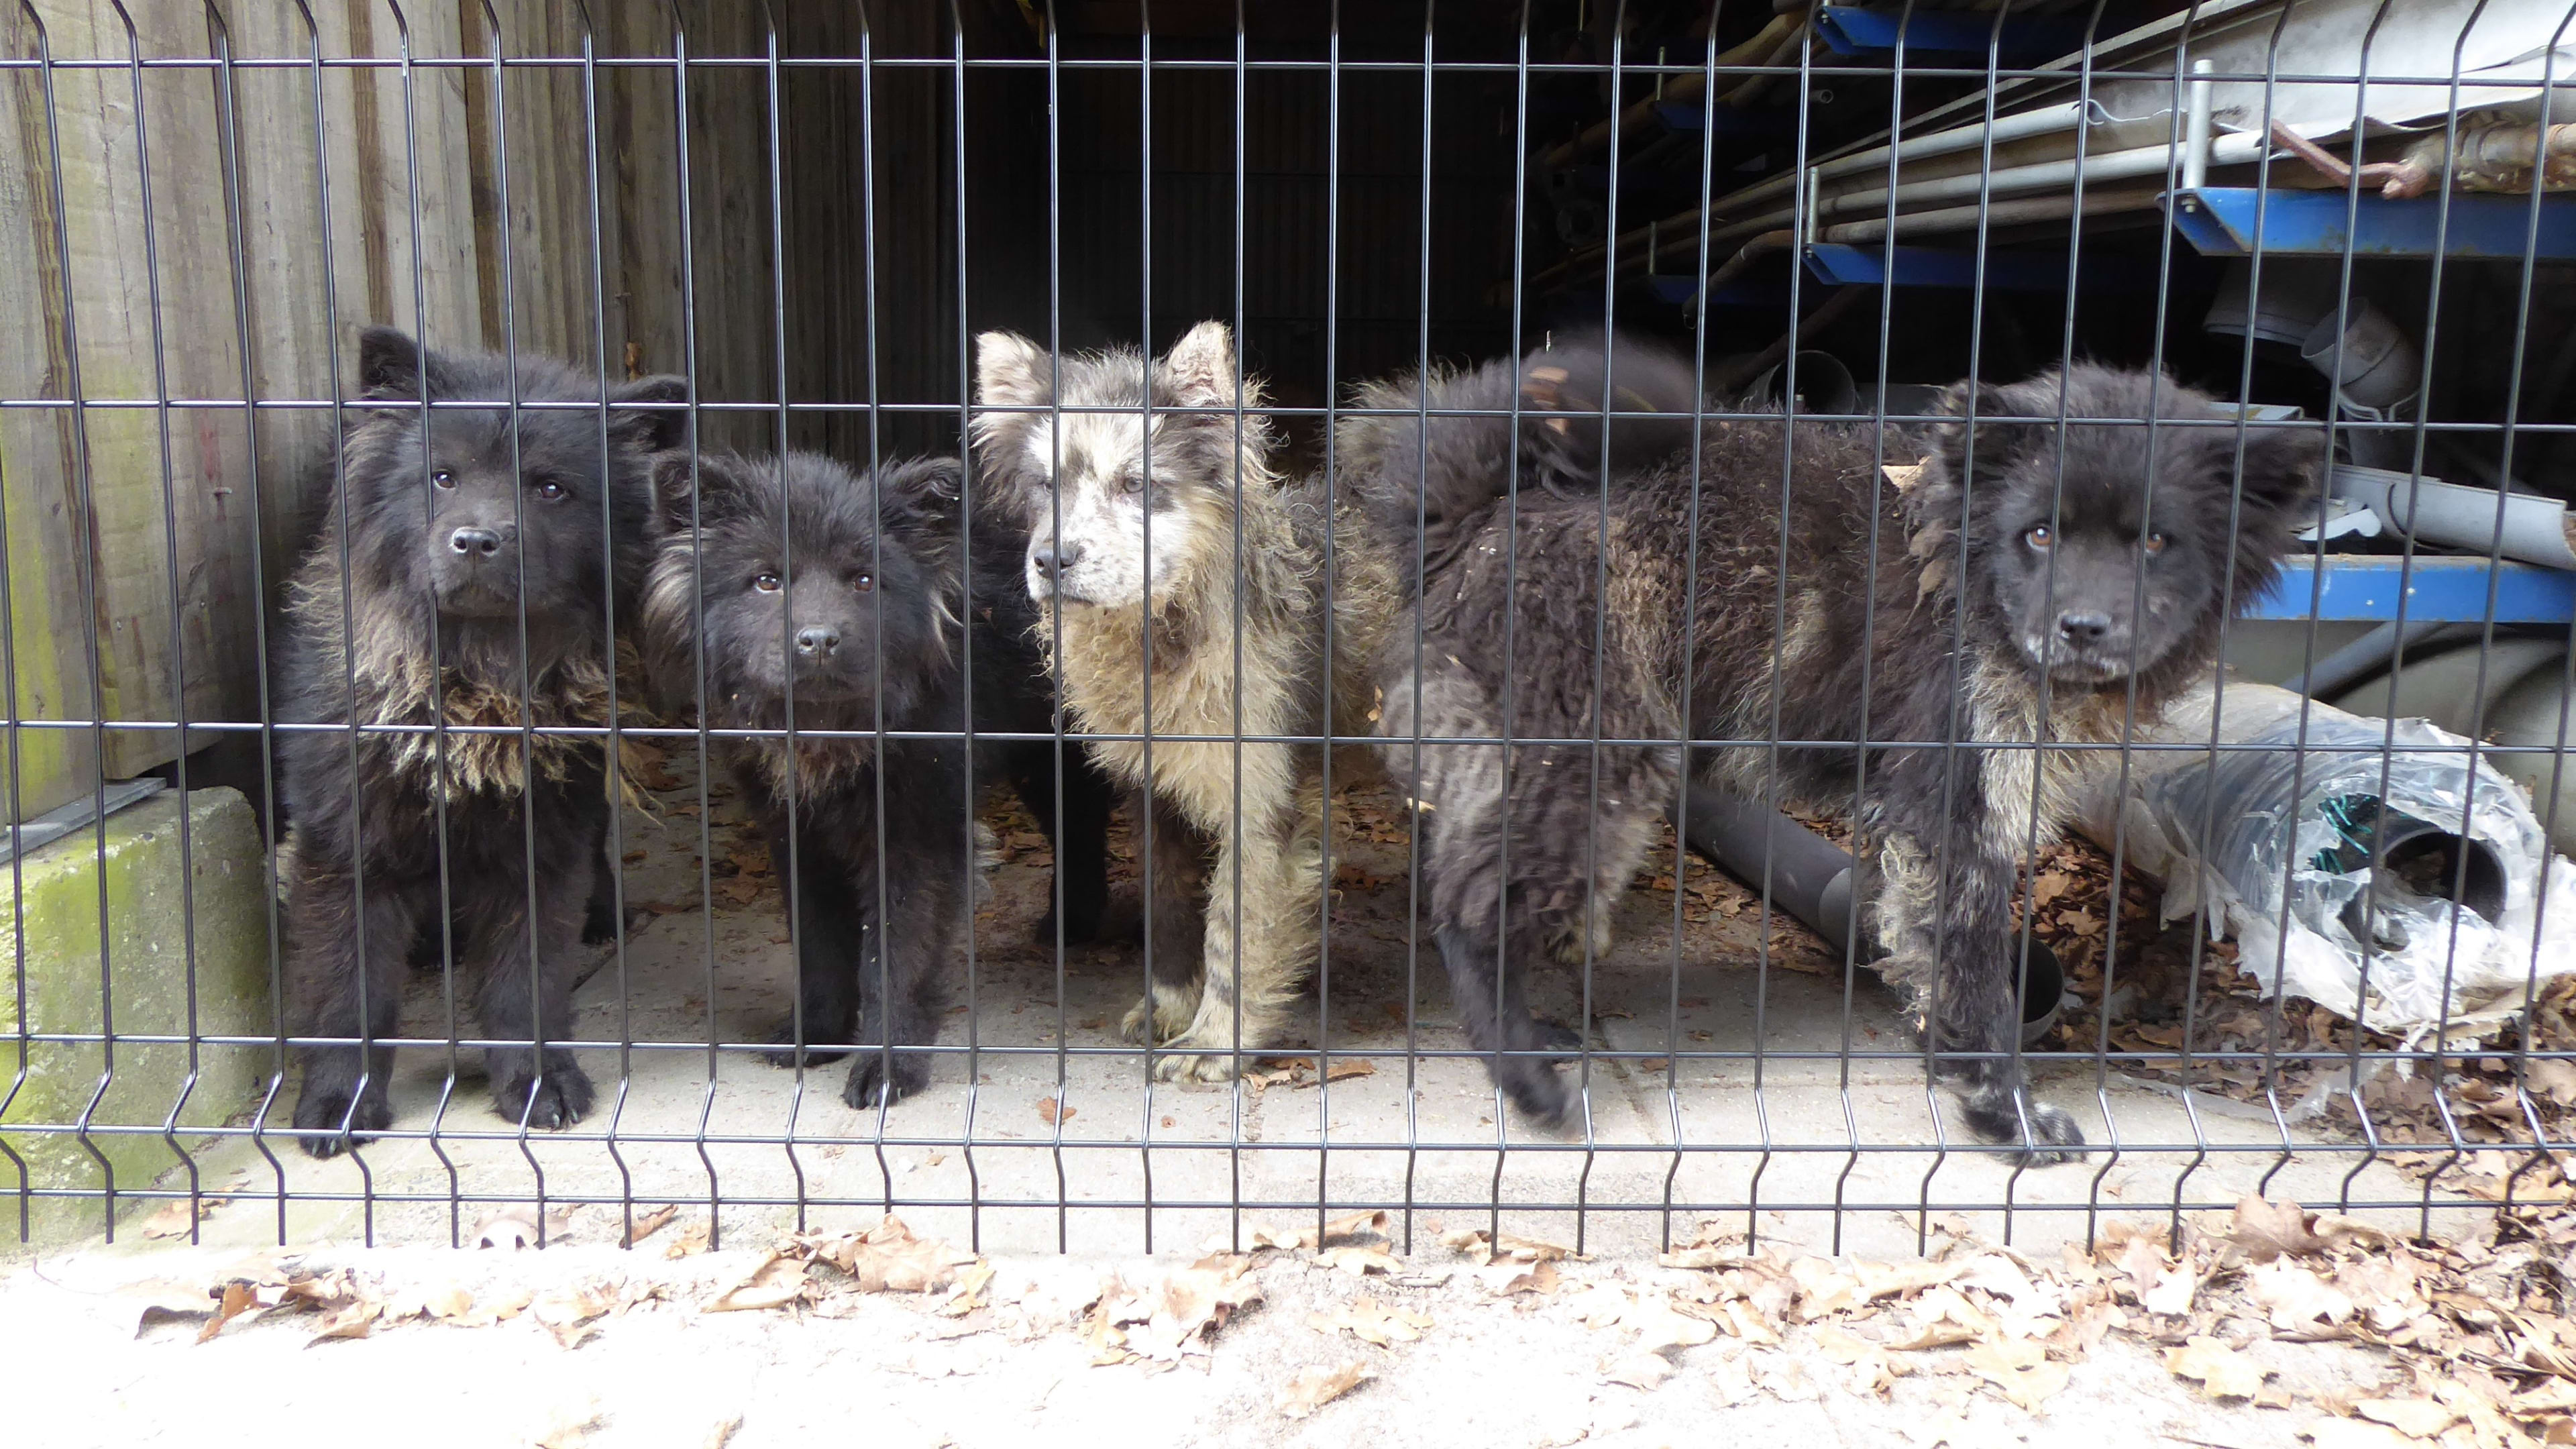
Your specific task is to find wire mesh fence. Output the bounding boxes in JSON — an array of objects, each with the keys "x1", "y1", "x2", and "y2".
[{"x1": 2, "y1": 0, "x2": 2572, "y2": 1261}]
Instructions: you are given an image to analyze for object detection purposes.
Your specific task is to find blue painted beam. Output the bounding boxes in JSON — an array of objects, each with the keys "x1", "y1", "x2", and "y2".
[
  {"x1": 2167, "y1": 187, "x2": 2576, "y2": 262},
  {"x1": 1813, "y1": 7, "x2": 2089, "y2": 60},
  {"x1": 1802, "y1": 242, "x2": 2135, "y2": 291},
  {"x1": 1648, "y1": 272, "x2": 1789, "y2": 309},
  {"x1": 2245, "y1": 556, "x2": 2576, "y2": 623}
]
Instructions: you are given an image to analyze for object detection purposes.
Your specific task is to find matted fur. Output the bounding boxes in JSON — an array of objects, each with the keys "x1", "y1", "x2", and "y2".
[
  {"x1": 638, "y1": 448, "x2": 1112, "y2": 1107},
  {"x1": 1376, "y1": 362, "x2": 2322, "y2": 1159},
  {"x1": 278, "y1": 327, "x2": 684, "y2": 1157},
  {"x1": 972, "y1": 323, "x2": 1675, "y2": 1079}
]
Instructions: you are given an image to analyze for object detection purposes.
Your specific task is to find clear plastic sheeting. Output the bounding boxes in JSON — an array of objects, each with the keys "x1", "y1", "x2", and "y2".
[{"x1": 2076, "y1": 680, "x2": 2576, "y2": 1041}]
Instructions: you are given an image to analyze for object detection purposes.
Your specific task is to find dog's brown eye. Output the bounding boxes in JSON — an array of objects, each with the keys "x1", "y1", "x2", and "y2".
[
  {"x1": 535, "y1": 479, "x2": 566, "y2": 501},
  {"x1": 852, "y1": 574, "x2": 874, "y2": 594},
  {"x1": 753, "y1": 572, "x2": 782, "y2": 593},
  {"x1": 2142, "y1": 531, "x2": 2167, "y2": 555},
  {"x1": 2024, "y1": 525, "x2": 2052, "y2": 550},
  {"x1": 431, "y1": 470, "x2": 455, "y2": 490}
]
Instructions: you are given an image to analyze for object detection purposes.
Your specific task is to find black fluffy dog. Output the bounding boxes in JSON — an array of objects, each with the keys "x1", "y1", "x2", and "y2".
[
  {"x1": 640, "y1": 449, "x2": 1112, "y2": 1109},
  {"x1": 1368, "y1": 362, "x2": 2320, "y2": 1161},
  {"x1": 280, "y1": 327, "x2": 685, "y2": 1156}
]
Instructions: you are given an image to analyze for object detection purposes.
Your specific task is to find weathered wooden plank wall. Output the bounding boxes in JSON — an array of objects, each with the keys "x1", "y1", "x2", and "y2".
[{"x1": 0, "y1": 0, "x2": 971, "y2": 823}]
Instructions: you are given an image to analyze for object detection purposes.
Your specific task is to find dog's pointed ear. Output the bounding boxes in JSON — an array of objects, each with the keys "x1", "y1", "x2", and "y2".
[
  {"x1": 358, "y1": 326, "x2": 428, "y2": 395},
  {"x1": 878, "y1": 456, "x2": 966, "y2": 541},
  {"x1": 975, "y1": 331, "x2": 1052, "y2": 408},
  {"x1": 610, "y1": 374, "x2": 690, "y2": 453},
  {"x1": 1160, "y1": 320, "x2": 1238, "y2": 409},
  {"x1": 651, "y1": 449, "x2": 742, "y2": 535},
  {"x1": 879, "y1": 456, "x2": 970, "y2": 588},
  {"x1": 2229, "y1": 417, "x2": 2328, "y2": 521}
]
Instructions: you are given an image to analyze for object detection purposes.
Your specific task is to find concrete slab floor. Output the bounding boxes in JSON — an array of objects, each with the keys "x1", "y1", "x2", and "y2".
[{"x1": 15, "y1": 749, "x2": 2477, "y2": 1264}]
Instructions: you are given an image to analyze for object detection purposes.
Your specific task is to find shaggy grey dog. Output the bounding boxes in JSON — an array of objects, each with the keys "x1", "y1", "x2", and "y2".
[
  {"x1": 973, "y1": 323, "x2": 1693, "y2": 1079},
  {"x1": 1370, "y1": 362, "x2": 2321, "y2": 1161}
]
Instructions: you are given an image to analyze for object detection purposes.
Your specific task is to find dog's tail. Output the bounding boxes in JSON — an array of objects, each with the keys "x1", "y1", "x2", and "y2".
[{"x1": 1339, "y1": 329, "x2": 1701, "y2": 589}]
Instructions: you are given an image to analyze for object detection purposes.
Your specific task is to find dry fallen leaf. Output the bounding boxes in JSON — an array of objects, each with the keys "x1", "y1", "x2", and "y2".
[
  {"x1": 451, "y1": 1285, "x2": 533, "y2": 1328},
  {"x1": 198, "y1": 1281, "x2": 260, "y2": 1344},
  {"x1": 532, "y1": 1279, "x2": 623, "y2": 1348},
  {"x1": 1442, "y1": 1228, "x2": 1573, "y2": 1267},
  {"x1": 1965, "y1": 1336, "x2": 2070, "y2": 1411},
  {"x1": 2302, "y1": 1419, "x2": 2418, "y2": 1449},
  {"x1": 1250, "y1": 1209, "x2": 1389, "y2": 1253},
  {"x1": 798, "y1": 1216, "x2": 980, "y2": 1293},
  {"x1": 534, "y1": 1398, "x2": 605, "y2": 1449},
  {"x1": 2167, "y1": 1336, "x2": 2267, "y2": 1399},
  {"x1": 1038, "y1": 1097, "x2": 1075, "y2": 1127},
  {"x1": 702, "y1": 1415, "x2": 743, "y2": 1449},
  {"x1": 2141, "y1": 1256, "x2": 2200, "y2": 1317},
  {"x1": 1277, "y1": 1361, "x2": 1372, "y2": 1418},
  {"x1": 622, "y1": 1204, "x2": 680, "y2": 1248},
  {"x1": 1477, "y1": 1258, "x2": 1563, "y2": 1297},
  {"x1": 2231, "y1": 1193, "x2": 2329, "y2": 1262},
  {"x1": 2251, "y1": 1258, "x2": 2357, "y2": 1335},
  {"x1": 138, "y1": 1197, "x2": 219, "y2": 1240},
  {"x1": 1603, "y1": 1351, "x2": 1676, "y2": 1391},
  {"x1": 1308, "y1": 1296, "x2": 1432, "y2": 1346},
  {"x1": 1315, "y1": 1244, "x2": 1405, "y2": 1278},
  {"x1": 1629, "y1": 1295, "x2": 1719, "y2": 1354},
  {"x1": 704, "y1": 1252, "x2": 811, "y2": 1313},
  {"x1": 1089, "y1": 1254, "x2": 1265, "y2": 1364},
  {"x1": 305, "y1": 1298, "x2": 381, "y2": 1346},
  {"x1": 663, "y1": 1220, "x2": 712, "y2": 1260},
  {"x1": 2354, "y1": 1399, "x2": 2459, "y2": 1440}
]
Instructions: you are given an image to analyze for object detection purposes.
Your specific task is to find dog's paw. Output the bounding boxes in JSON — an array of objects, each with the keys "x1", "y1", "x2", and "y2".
[
  {"x1": 292, "y1": 1084, "x2": 392, "y2": 1159},
  {"x1": 493, "y1": 1055, "x2": 594, "y2": 1131},
  {"x1": 841, "y1": 1049, "x2": 929, "y2": 1110},
  {"x1": 1120, "y1": 983, "x2": 1201, "y2": 1046},
  {"x1": 582, "y1": 902, "x2": 651, "y2": 948},
  {"x1": 1150, "y1": 1047, "x2": 1250, "y2": 1085},
  {"x1": 1534, "y1": 1016, "x2": 1585, "y2": 1055},
  {"x1": 1963, "y1": 1087, "x2": 2087, "y2": 1165},
  {"x1": 1544, "y1": 916, "x2": 1614, "y2": 967},
  {"x1": 1493, "y1": 1054, "x2": 1576, "y2": 1129},
  {"x1": 758, "y1": 1014, "x2": 851, "y2": 1069}
]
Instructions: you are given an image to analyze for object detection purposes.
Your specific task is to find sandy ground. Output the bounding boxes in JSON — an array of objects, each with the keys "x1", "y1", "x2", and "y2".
[{"x1": 0, "y1": 1219, "x2": 2429, "y2": 1449}]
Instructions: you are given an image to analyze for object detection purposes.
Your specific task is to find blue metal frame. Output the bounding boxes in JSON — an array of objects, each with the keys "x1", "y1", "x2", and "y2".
[
  {"x1": 1801, "y1": 241, "x2": 2138, "y2": 291},
  {"x1": 1812, "y1": 6, "x2": 2089, "y2": 60},
  {"x1": 2247, "y1": 556, "x2": 2576, "y2": 623},
  {"x1": 2167, "y1": 187, "x2": 2576, "y2": 262}
]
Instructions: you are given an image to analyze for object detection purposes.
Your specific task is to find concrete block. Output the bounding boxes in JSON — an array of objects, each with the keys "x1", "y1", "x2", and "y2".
[{"x1": 1, "y1": 786, "x2": 275, "y2": 1245}]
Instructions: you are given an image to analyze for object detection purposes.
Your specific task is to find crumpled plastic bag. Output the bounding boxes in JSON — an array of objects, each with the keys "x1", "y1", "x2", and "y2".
[{"x1": 2073, "y1": 679, "x2": 2576, "y2": 1042}]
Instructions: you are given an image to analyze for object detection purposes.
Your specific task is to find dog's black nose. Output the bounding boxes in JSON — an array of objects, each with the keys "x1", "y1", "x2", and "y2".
[
  {"x1": 2056, "y1": 610, "x2": 2113, "y2": 643},
  {"x1": 448, "y1": 526, "x2": 502, "y2": 557},
  {"x1": 1030, "y1": 543, "x2": 1083, "y2": 579},
  {"x1": 794, "y1": 625, "x2": 841, "y2": 657}
]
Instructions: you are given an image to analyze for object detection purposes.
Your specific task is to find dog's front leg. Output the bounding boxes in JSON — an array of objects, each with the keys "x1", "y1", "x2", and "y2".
[
  {"x1": 472, "y1": 865, "x2": 597, "y2": 1133},
  {"x1": 841, "y1": 745, "x2": 970, "y2": 1108},
  {"x1": 1876, "y1": 809, "x2": 2085, "y2": 1164},
  {"x1": 1120, "y1": 792, "x2": 1212, "y2": 1046},
  {"x1": 1155, "y1": 792, "x2": 1319, "y2": 1083}
]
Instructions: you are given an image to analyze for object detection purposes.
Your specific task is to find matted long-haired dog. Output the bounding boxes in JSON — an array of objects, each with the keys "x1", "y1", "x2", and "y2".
[
  {"x1": 639, "y1": 449, "x2": 1112, "y2": 1108},
  {"x1": 1373, "y1": 362, "x2": 2320, "y2": 1160},
  {"x1": 971, "y1": 322, "x2": 1693, "y2": 1079},
  {"x1": 279, "y1": 327, "x2": 684, "y2": 1156}
]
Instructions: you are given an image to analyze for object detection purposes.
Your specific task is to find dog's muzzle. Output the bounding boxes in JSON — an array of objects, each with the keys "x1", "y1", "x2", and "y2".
[{"x1": 1026, "y1": 541, "x2": 1089, "y2": 604}]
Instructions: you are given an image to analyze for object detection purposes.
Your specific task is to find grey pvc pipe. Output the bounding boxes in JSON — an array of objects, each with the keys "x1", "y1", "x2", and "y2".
[
  {"x1": 2281, "y1": 619, "x2": 2452, "y2": 700},
  {"x1": 1672, "y1": 784, "x2": 2063, "y2": 1042}
]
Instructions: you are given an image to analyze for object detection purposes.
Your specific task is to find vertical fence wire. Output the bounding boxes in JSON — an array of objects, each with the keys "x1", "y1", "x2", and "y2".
[{"x1": 0, "y1": 1, "x2": 2570, "y2": 1249}]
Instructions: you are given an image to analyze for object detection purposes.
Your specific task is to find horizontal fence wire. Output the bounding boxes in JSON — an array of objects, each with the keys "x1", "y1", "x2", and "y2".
[{"x1": 1, "y1": 0, "x2": 2571, "y2": 1264}]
